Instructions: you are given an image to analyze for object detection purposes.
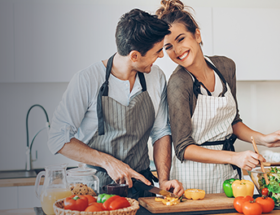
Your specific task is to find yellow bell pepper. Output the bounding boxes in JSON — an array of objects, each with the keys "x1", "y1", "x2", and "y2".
[
  {"x1": 232, "y1": 179, "x2": 254, "y2": 197},
  {"x1": 154, "y1": 197, "x2": 180, "y2": 205},
  {"x1": 184, "y1": 189, "x2": 205, "y2": 200}
]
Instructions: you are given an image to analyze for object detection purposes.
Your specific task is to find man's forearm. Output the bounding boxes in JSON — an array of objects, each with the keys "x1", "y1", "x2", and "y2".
[
  {"x1": 58, "y1": 137, "x2": 112, "y2": 168},
  {"x1": 153, "y1": 135, "x2": 172, "y2": 183}
]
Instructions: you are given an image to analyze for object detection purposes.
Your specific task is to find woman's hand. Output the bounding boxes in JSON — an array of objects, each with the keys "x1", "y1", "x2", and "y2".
[
  {"x1": 159, "y1": 179, "x2": 184, "y2": 197},
  {"x1": 260, "y1": 130, "x2": 280, "y2": 147},
  {"x1": 233, "y1": 150, "x2": 266, "y2": 171}
]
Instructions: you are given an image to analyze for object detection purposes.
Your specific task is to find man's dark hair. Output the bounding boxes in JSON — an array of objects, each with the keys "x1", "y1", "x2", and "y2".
[{"x1": 115, "y1": 9, "x2": 170, "y2": 57}]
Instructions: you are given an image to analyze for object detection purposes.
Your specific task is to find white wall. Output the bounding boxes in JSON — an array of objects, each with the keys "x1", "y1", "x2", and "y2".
[{"x1": 1, "y1": 0, "x2": 280, "y2": 171}]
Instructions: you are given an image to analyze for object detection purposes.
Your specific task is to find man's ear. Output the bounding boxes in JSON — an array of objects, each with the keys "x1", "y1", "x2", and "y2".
[{"x1": 129, "y1": 50, "x2": 141, "y2": 62}]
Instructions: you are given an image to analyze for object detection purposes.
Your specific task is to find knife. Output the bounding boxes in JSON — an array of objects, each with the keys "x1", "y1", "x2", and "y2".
[{"x1": 132, "y1": 179, "x2": 179, "y2": 198}]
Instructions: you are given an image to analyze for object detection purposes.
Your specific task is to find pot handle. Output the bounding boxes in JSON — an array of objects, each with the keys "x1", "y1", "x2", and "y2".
[{"x1": 35, "y1": 171, "x2": 45, "y2": 199}]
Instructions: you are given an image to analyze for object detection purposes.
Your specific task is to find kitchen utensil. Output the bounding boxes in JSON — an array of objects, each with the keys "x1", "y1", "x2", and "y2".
[
  {"x1": 35, "y1": 163, "x2": 72, "y2": 215},
  {"x1": 251, "y1": 136, "x2": 269, "y2": 184},
  {"x1": 138, "y1": 193, "x2": 235, "y2": 213},
  {"x1": 132, "y1": 179, "x2": 179, "y2": 198},
  {"x1": 67, "y1": 163, "x2": 99, "y2": 194}
]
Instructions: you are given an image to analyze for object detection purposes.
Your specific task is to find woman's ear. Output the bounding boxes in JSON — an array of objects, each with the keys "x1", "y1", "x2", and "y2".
[
  {"x1": 129, "y1": 50, "x2": 140, "y2": 62},
  {"x1": 195, "y1": 29, "x2": 202, "y2": 44}
]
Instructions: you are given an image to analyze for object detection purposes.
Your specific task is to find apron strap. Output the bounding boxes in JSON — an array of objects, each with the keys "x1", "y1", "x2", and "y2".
[
  {"x1": 190, "y1": 59, "x2": 228, "y2": 98},
  {"x1": 201, "y1": 134, "x2": 242, "y2": 179},
  {"x1": 97, "y1": 54, "x2": 115, "y2": 135},
  {"x1": 97, "y1": 53, "x2": 148, "y2": 135}
]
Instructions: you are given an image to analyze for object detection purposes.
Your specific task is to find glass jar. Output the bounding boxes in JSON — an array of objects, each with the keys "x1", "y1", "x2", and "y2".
[{"x1": 67, "y1": 163, "x2": 99, "y2": 195}]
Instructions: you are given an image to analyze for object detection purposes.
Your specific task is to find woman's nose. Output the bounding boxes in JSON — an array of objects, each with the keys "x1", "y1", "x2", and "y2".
[{"x1": 158, "y1": 50, "x2": 164, "y2": 58}]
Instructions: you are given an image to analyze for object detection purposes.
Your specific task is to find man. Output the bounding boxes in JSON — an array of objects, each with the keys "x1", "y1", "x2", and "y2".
[{"x1": 47, "y1": 8, "x2": 184, "y2": 198}]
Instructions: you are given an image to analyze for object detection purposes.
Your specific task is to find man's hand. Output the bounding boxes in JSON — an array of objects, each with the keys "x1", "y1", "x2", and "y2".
[
  {"x1": 103, "y1": 156, "x2": 151, "y2": 188},
  {"x1": 160, "y1": 179, "x2": 184, "y2": 197}
]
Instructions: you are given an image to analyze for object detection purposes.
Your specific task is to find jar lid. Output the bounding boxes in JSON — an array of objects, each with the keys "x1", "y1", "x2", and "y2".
[{"x1": 67, "y1": 163, "x2": 96, "y2": 176}]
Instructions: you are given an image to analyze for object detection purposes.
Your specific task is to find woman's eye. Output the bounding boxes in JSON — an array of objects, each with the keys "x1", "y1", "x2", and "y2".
[{"x1": 178, "y1": 37, "x2": 184, "y2": 42}]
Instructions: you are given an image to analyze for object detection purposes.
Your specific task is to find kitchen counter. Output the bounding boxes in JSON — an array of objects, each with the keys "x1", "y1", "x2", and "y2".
[
  {"x1": 0, "y1": 177, "x2": 44, "y2": 187},
  {"x1": 1, "y1": 207, "x2": 280, "y2": 215}
]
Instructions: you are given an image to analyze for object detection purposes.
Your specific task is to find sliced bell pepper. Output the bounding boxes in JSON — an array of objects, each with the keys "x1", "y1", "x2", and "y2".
[
  {"x1": 184, "y1": 189, "x2": 205, "y2": 200},
  {"x1": 223, "y1": 178, "x2": 237, "y2": 197},
  {"x1": 232, "y1": 179, "x2": 254, "y2": 197},
  {"x1": 64, "y1": 195, "x2": 89, "y2": 211}
]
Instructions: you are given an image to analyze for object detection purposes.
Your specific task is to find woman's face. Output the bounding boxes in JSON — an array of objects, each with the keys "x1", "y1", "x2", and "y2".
[{"x1": 164, "y1": 22, "x2": 202, "y2": 69}]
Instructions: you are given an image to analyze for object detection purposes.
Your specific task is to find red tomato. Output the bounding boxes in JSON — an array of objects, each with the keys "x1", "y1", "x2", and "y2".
[
  {"x1": 83, "y1": 195, "x2": 97, "y2": 205},
  {"x1": 261, "y1": 187, "x2": 269, "y2": 196},
  {"x1": 255, "y1": 196, "x2": 275, "y2": 213},
  {"x1": 109, "y1": 197, "x2": 130, "y2": 210},
  {"x1": 242, "y1": 201, "x2": 262, "y2": 215},
  {"x1": 85, "y1": 202, "x2": 104, "y2": 212},
  {"x1": 102, "y1": 195, "x2": 122, "y2": 210},
  {"x1": 233, "y1": 196, "x2": 254, "y2": 213},
  {"x1": 64, "y1": 195, "x2": 88, "y2": 211}
]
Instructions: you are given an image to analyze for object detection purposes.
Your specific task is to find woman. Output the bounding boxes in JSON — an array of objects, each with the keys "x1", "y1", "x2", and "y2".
[{"x1": 156, "y1": 0, "x2": 280, "y2": 193}]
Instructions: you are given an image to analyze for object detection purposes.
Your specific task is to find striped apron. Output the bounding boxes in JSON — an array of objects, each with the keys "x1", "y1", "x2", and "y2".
[
  {"x1": 170, "y1": 59, "x2": 241, "y2": 194},
  {"x1": 87, "y1": 54, "x2": 156, "y2": 198}
]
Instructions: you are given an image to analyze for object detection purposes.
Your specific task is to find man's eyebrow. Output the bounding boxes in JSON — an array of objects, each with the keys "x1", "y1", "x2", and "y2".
[{"x1": 156, "y1": 48, "x2": 163, "y2": 53}]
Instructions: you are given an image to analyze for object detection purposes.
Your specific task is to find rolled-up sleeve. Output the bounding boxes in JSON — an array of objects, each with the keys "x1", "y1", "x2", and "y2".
[
  {"x1": 167, "y1": 68, "x2": 199, "y2": 162},
  {"x1": 47, "y1": 71, "x2": 91, "y2": 154},
  {"x1": 150, "y1": 72, "x2": 171, "y2": 144}
]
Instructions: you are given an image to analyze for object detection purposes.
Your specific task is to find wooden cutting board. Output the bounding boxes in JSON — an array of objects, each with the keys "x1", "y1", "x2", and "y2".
[{"x1": 138, "y1": 193, "x2": 234, "y2": 213}]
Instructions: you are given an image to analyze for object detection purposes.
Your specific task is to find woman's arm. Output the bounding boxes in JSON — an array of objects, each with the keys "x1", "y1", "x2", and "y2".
[{"x1": 233, "y1": 121, "x2": 280, "y2": 147}]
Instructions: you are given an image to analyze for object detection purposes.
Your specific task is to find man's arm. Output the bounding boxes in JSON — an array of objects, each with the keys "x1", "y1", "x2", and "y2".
[
  {"x1": 153, "y1": 135, "x2": 184, "y2": 196},
  {"x1": 58, "y1": 138, "x2": 151, "y2": 188}
]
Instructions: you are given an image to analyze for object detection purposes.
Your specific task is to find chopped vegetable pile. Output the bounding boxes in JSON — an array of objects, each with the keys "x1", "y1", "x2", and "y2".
[{"x1": 258, "y1": 166, "x2": 280, "y2": 207}]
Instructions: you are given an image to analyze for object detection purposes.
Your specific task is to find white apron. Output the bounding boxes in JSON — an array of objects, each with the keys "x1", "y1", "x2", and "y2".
[{"x1": 170, "y1": 60, "x2": 240, "y2": 194}]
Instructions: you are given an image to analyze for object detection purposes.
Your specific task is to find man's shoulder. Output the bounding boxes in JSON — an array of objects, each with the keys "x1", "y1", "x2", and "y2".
[{"x1": 73, "y1": 61, "x2": 105, "y2": 82}]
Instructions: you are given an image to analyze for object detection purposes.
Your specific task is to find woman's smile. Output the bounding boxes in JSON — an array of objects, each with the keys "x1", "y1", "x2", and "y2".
[{"x1": 178, "y1": 51, "x2": 189, "y2": 60}]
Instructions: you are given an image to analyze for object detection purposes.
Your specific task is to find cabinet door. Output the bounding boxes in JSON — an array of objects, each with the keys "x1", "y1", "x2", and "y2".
[
  {"x1": 17, "y1": 185, "x2": 42, "y2": 208},
  {"x1": 13, "y1": 1, "x2": 132, "y2": 82},
  {"x1": 0, "y1": 1, "x2": 14, "y2": 83},
  {"x1": 0, "y1": 187, "x2": 18, "y2": 209},
  {"x1": 213, "y1": 8, "x2": 280, "y2": 80}
]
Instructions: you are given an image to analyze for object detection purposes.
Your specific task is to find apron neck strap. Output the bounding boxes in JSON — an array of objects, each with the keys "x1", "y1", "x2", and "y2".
[{"x1": 190, "y1": 59, "x2": 228, "y2": 98}]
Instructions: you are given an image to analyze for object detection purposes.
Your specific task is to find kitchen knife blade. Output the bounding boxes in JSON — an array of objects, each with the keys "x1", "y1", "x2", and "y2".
[{"x1": 132, "y1": 179, "x2": 179, "y2": 198}]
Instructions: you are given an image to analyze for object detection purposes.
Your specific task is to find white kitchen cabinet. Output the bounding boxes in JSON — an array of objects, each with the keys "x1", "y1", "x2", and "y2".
[
  {"x1": 13, "y1": 1, "x2": 135, "y2": 83},
  {"x1": 17, "y1": 185, "x2": 42, "y2": 209},
  {"x1": 0, "y1": 1, "x2": 15, "y2": 83},
  {"x1": 213, "y1": 8, "x2": 280, "y2": 80},
  {"x1": 0, "y1": 187, "x2": 18, "y2": 210}
]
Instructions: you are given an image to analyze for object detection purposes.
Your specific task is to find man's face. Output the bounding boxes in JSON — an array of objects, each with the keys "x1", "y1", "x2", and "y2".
[{"x1": 135, "y1": 40, "x2": 164, "y2": 73}]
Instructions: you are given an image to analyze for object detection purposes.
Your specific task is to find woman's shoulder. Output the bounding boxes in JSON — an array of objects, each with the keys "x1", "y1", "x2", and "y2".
[
  {"x1": 168, "y1": 65, "x2": 193, "y2": 88},
  {"x1": 207, "y1": 55, "x2": 236, "y2": 79}
]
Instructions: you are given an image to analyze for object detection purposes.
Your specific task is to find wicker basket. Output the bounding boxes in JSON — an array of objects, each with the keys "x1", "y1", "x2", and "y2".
[{"x1": 53, "y1": 197, "x2": 139, "y2": 215}]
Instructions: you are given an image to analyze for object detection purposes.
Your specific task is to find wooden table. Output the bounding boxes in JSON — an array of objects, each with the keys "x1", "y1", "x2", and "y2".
[{"x1": 1, "y1": 208, "x2": 280, "y2": 215}]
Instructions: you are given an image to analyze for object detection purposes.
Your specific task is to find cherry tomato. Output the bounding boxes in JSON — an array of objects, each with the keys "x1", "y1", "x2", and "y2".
[
  {"x1": 261, "y1": 187, "x2": 269, "y2": 196},
  {"x1": 233, "y1": 196, "x2": 254, "y2": 213},
  {"x1": 242, "y1": 201, "x2": 262, "y2": 215},
  {"x1": 255, "y1": 196, "x2": 275, "y2": 213},
  {"x1": 85, "y1": 202, "x2": 104, "y2": 212}
]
